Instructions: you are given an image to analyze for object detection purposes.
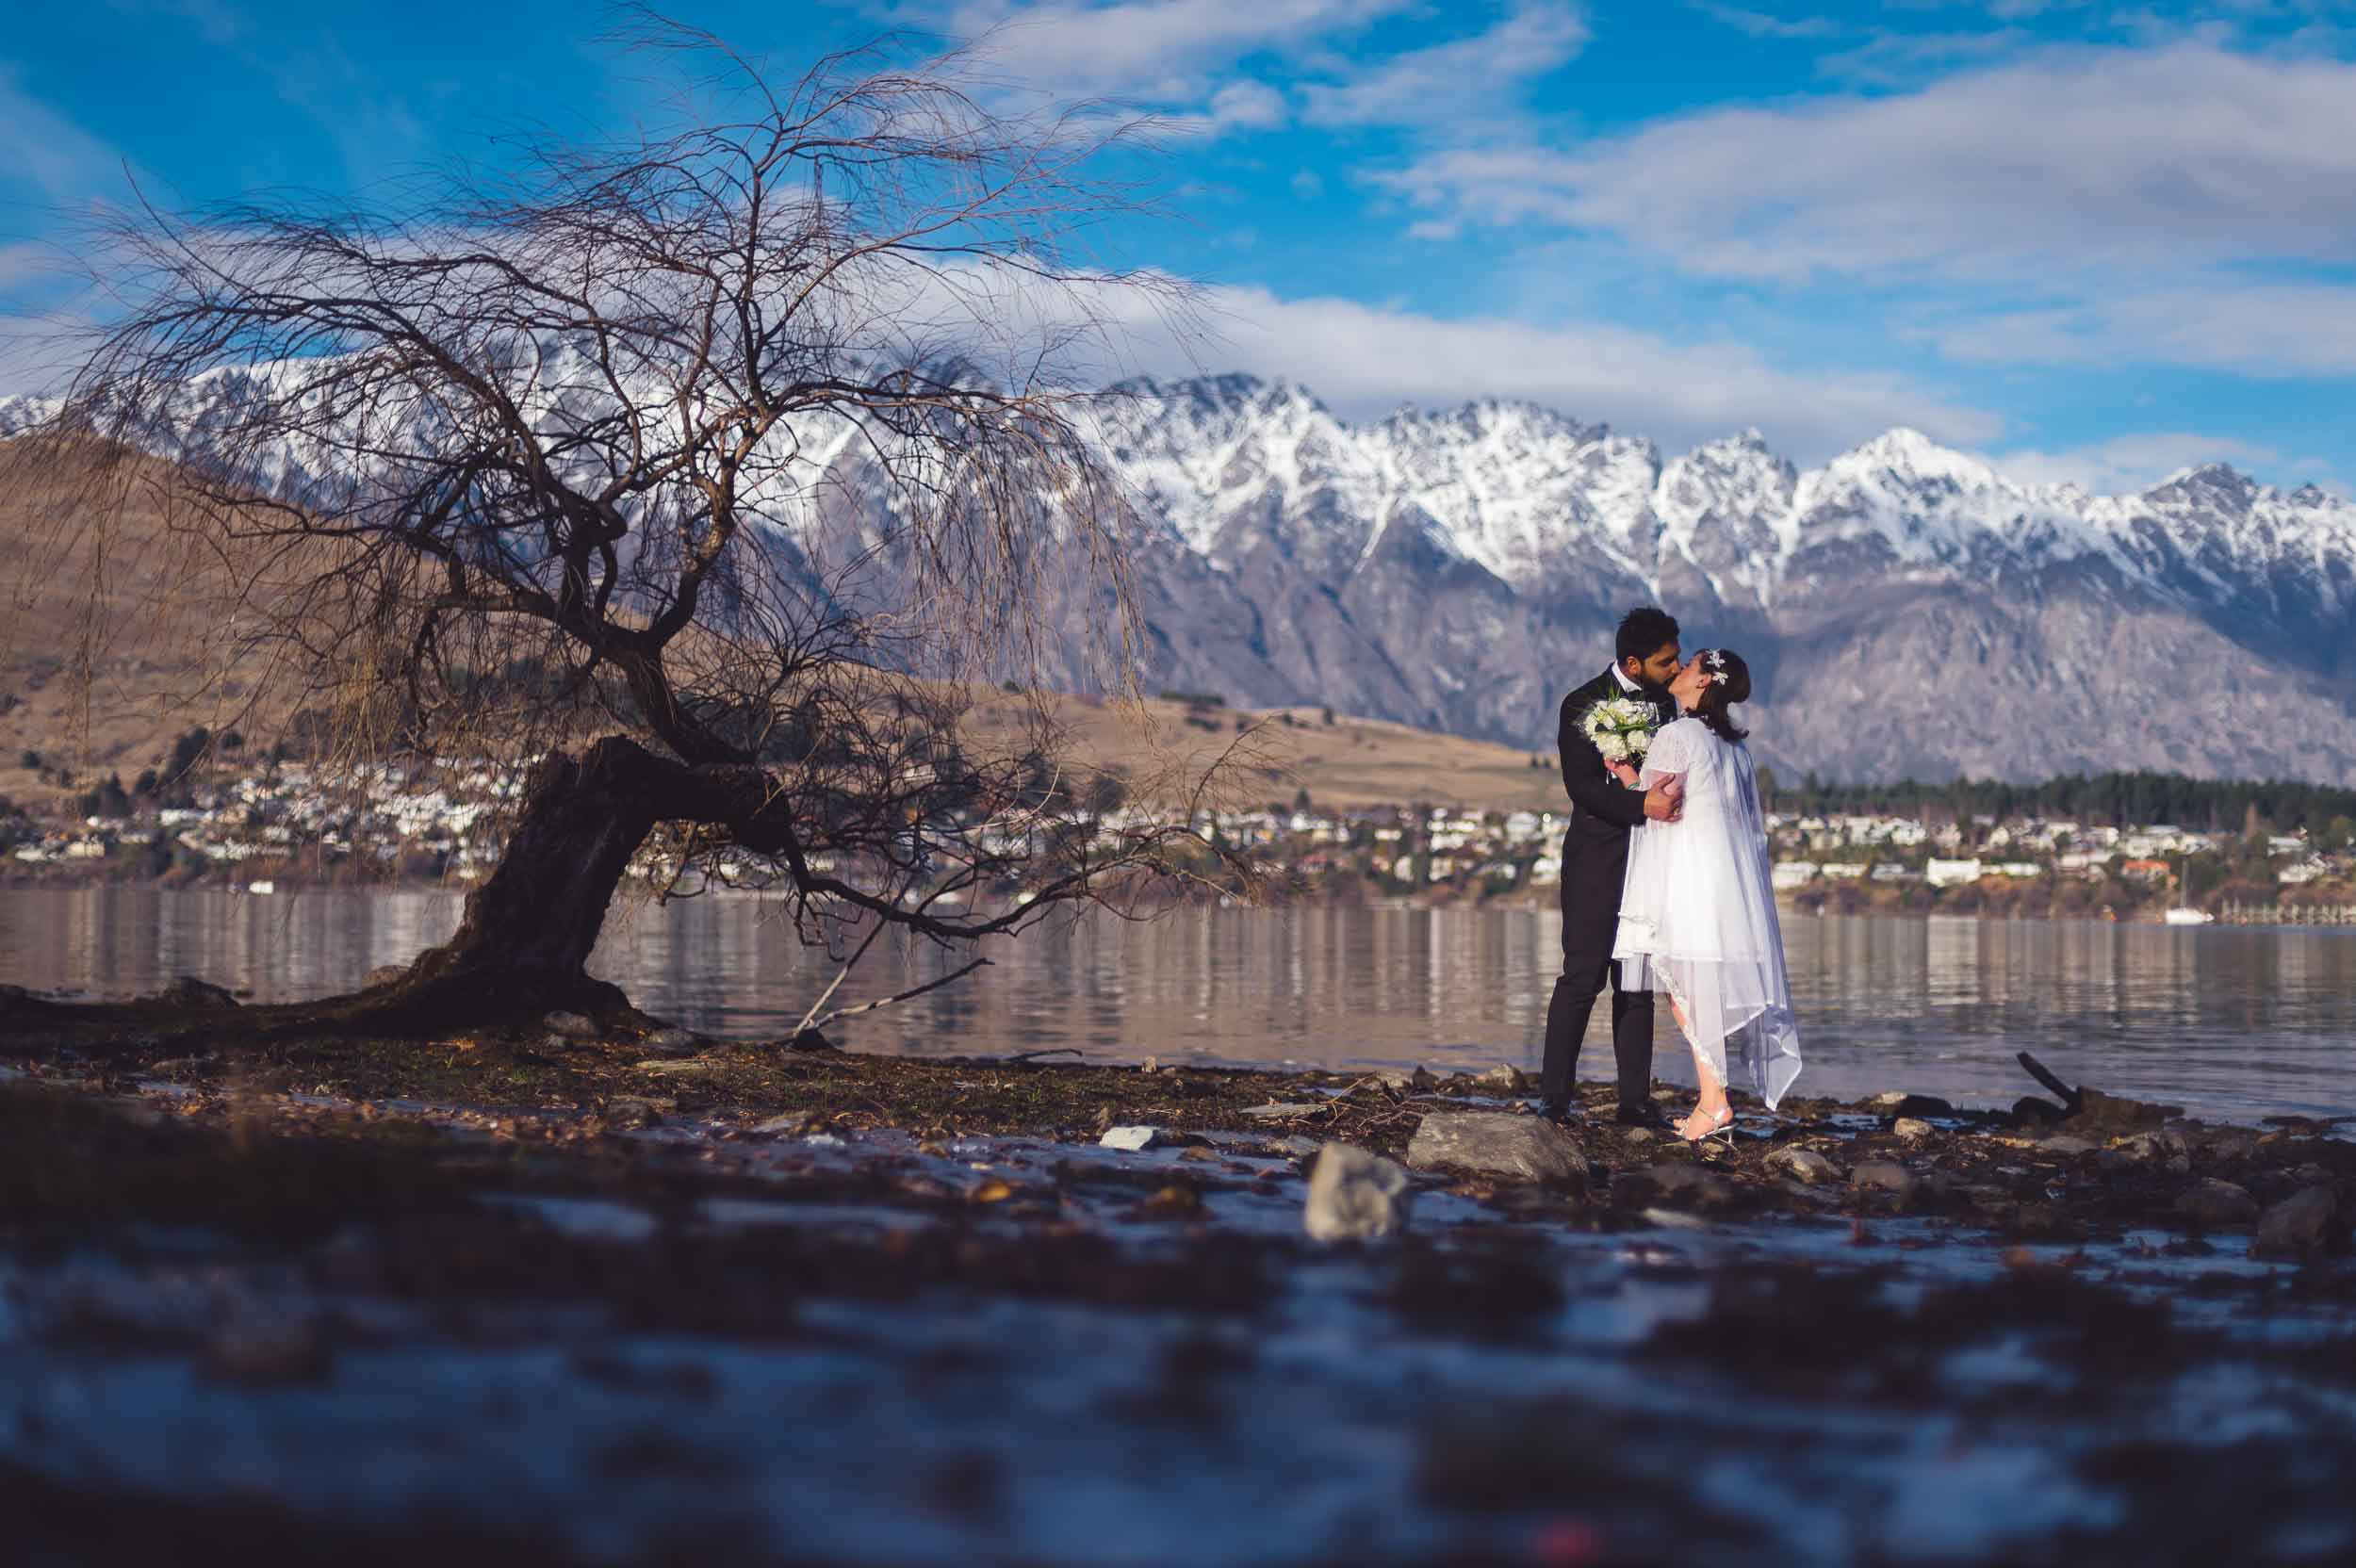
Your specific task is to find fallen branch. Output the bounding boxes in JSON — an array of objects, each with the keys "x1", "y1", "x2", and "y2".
[
  {"x1": 802, "y1": 958, "x2": 993, "y2": 1033},
  {"x1": 2016, "y1": 1051, "x2": 2085, "y2": 1115},
  {"x1": 1007, "y1": 1047, "x2": 1084, "y2": 1063}
]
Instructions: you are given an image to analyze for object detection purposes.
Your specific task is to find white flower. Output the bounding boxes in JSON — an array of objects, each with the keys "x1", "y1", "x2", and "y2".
[{"x1": 1597, "y1": 733, "x2": 1629, "y2": 762}]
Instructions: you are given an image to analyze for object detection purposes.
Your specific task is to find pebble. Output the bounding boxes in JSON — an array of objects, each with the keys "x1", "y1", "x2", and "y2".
[
  {"x1": 1134, "y1": 1184, "x2": 1203, "y2": 1219},
  {"x1": 604, "y1": 1097, "x2": 669, "y2": 1128},
  {"x1": 543, "y1": 1011, "x2": 600, "y2": 1042},
  {"x1": 1302, "y1": 1144, "x2": 1411, "y2": 1242},
  {"x1": 1891, "y1": 1118, "x2": 1935, "y2": 1141},
  {"x1": 2255, "y1": 1186, "x2": 2345, "y2": 1261},
  {"x1": 1614, "y1": 1162, "x2": 1742, "y2": 1215},
  {"x1": 1765, "y1": 1146, "x2": 1839, "y2": 1185},
  {"x1": 641, "y1": 1028, "x2": 701, "y2": 1058},
  {"x1": 1849, "y1": 1161, "x2": 1922, "y2": 1202},
  {"x1": 2175, "y1": 1179, "x2": 2261, "y2": 1230},
  {"x1": 1099, "y1": 1125, "x2": 1159, "y2": 1152}
]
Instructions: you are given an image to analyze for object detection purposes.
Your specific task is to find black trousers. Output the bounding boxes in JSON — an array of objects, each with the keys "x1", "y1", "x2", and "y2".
[{"x1": 1539, "y1": 830, "x2": 1655, "y2": 1113}]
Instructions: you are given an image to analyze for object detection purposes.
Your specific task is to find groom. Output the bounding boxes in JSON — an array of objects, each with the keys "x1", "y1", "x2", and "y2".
[{"x1": 1539, "y1": 606, "x2": 1686, "y2": 1128}]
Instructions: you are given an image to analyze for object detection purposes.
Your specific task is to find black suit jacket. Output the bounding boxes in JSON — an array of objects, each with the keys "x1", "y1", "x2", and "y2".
[{"x1": 1556, "y1": 669, "x2": 1673, "y2": 847}]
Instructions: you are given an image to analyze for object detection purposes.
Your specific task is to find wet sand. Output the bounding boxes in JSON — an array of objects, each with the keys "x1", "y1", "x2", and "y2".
[{"x1": 3, "y1": 1021, "x2": 2353, "y2": 1566}]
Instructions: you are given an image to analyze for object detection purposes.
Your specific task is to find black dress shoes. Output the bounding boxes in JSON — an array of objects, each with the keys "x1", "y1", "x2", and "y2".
[{"x1": 1613, "y1": 1103, "x2": 1677, "y2": 1131}]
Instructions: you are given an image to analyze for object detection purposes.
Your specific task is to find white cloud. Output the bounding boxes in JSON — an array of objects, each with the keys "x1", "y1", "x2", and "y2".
[
  {"x1": 1101, "y1": 282, "x2": 2004, "y2": 459},
  {"x1": 1689, "y1": 3, "x2": 1841, "y2": 40},
  {"x1": 1376, "y1": 41, "x2": 2356, "y2": 284},
  {"x1": 1813, "y1": 26, "x2": 2034, "y2": 85},
  {"x1": 925, "y1": 0, "x2": 1408, "y2": 104},
  {"x1": 1920, "y1": 283, "x2": 2356, "y2": 376},
  {"x1": 0, "y1": 66, "x2": 123, "y2": 203},
  {"x1": 1288, "y1": 168, "x2": 1324, "y2": 199},
  {"x1": 1987, "y1": 432, "x2": 2289, "y2": 494},
  {"x1": 1203, "y1": 78, "x2": 1288, "y2": 131},
  {"x1": 1296, "y1": 2, "x2": 1590, "y2": 130}
]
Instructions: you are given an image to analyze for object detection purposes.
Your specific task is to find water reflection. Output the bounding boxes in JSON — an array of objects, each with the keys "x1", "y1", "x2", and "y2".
[{"x1": 2, "y1": 889, "x2": 2349, "y2": 1122}]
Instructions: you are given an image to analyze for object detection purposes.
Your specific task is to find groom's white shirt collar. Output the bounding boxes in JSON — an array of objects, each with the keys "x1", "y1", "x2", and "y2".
[{"x1": 1608, "y1": 662, "x2": 1642, "y2": 694}]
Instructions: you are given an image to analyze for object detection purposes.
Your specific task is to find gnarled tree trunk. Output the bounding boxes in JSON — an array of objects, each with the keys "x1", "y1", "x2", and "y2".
[{"x1": 352, "y1": 741, "x2": 671, "y2": 1029}]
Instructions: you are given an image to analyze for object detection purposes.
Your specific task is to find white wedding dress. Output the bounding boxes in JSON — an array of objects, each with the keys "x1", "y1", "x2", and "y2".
[{"x1": 1612, "y1": 717, "x2": 1803, "y2": 1109}]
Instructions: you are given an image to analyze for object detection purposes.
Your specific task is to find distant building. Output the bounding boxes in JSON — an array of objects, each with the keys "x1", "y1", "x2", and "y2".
[{"x1": 1925, "y1": 858, "x2": 1984, "y2": 888}]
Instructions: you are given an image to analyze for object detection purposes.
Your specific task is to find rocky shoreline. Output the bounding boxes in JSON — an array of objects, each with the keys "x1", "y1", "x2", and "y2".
[{"x1": 4, "y1": 1010, "x2": 2354, "y2": 1564}]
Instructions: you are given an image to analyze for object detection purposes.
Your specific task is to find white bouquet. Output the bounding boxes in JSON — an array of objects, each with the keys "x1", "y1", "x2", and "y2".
[{"x1": 1580, "y1": 695, "x2": 1659, "y2": 785}]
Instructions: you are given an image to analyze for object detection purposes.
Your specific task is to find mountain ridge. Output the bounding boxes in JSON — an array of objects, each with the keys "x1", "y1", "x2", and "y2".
[{"x1": 8, "y1": 364, "x2": 2354, "y2": 784}]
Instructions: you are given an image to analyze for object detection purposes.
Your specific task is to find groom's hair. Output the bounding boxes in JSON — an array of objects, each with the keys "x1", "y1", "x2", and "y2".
[{"x1": 1614, "y1": 606, "x2": 1680, "y2": 666}]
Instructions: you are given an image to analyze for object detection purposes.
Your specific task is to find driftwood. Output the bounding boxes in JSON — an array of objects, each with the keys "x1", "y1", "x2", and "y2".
[
  {"x1": 2015, "y1": 1051, "x2": 2183, "y2": 1134},
  {"x1": 2017, "y1": 1051, "x2": 2085, "y2": 1117}
]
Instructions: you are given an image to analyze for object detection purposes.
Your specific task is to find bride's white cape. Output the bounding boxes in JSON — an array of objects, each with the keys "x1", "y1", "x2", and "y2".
[{"x1": 1612, "y1": 716, "x2": 1803, "y2": 1109}]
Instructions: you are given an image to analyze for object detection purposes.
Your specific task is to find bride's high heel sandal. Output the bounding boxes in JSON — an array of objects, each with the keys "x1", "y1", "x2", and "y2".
[{"x1": 1678, "y1": 1105, "x2": 1735, "y2": 1144}]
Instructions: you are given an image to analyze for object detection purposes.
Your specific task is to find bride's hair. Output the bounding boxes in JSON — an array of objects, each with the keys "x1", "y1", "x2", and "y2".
[{"x1": 1694, "y1": 648, "x2": 1752, "y2": 744}]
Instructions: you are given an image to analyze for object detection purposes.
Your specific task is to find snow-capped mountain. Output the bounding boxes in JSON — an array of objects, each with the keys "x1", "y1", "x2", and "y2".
[
  {"x1": 1079, "y1": 375, "x2": 2356, "y2": 785},
  {"x1": 11, "y1": 362, "x2": 2355, "y2": 783}
]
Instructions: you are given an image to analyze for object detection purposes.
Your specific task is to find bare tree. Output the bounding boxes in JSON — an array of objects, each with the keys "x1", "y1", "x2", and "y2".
[{"x1": 23, "y1": 15, "x2": 1260, "y2": 1033}]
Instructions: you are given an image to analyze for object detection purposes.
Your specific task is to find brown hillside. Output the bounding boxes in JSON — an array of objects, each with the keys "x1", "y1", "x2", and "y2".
[
  {"x1": 0, "y1": 441, "x2": 307, "y2": 808},
  {"x1": 0, "y1": 443, "x2": 1574, "y2": 817}
]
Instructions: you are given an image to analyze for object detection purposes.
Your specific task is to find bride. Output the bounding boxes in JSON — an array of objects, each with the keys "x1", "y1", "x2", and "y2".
[{"x1": 1602, "y1": 648, "x2": 1802, "y2": 1142}]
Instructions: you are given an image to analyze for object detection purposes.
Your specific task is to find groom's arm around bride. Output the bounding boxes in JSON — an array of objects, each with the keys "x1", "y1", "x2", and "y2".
[{"x1": 1537, "y1": 608, "x2": 1685, "y2": 1128}]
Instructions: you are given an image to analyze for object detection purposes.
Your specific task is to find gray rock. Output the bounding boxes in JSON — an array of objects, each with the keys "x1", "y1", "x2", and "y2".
[
  {"x1": 2037, "y1": 1136, "x2": 2099, "y2": 1156},
  {"x1": 1467, "y1": 1064, "x2": 1530, "y2": 1095},
  {"x1": 2116, "y1": 1129, "x2": 2191, "y2": 1162},
  {"x1": 604, "y1": 1097, "x2": 670, "y2": 1129},
  {"x1": 641, "y1": 1027, "x2": 701, "y2": 1058},
  {"x1": 1765, "y1": 1146, "x2": 1840, "y2": 1185},
  {"x1": 158, "y1": 975, "x2": 238, "y2": 1009},
  {"x1": 2069, "y1": 1088, "x2": 2182, "y2": 1136},
  {"x1": 1866, "y1": 1092, "x2": 1908, "y2": 1108},
  {"x1": 363, "y1": 964, "x2": 409, "y2": 990},
  {"x1": 2255, "y1": 1186, "x2": 2346, "y2": 1261},
  {"x1": 1376, "y1": 1067, "x2": 1437, "y2": 1092},
  {"x1": 2175, "y1": 1179, "x2": 2261, "y2": 1229},
  {"x1": 1891, "y1": 1118, "x2": 1935, "y2": 1141},
  {"x1": 1405, "y1": 1112, "x2": 1588, "y2": 1190},
  {"x1": 1302, "y1": 1144, "x2": 1412, "y2": 1242},
  {"x1": 2200, "y1": 1129, "x2": 2260, "y2": 1166},
  {"x1": 1614, "y1": 1162, "x2": 1742, "y2": 1214},
  {"x1": 1099, "y1": 1125, "x2": 1159, "y2": 1152},
  {"x1": 1891, "y1": 1095, "x2": 1957, "y2": 1119},
  {"x1": 543, "y1": 1011, "x2": 600, "y2": 1042},
  {"x1": 1850, "y1": 1161, "x2": 1922, "y2": 1202}
]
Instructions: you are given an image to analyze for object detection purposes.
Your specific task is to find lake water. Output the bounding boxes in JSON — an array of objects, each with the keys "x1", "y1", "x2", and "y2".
[{"x1": 3, "y1": 887, "x2": 2351, "y2": 1123}]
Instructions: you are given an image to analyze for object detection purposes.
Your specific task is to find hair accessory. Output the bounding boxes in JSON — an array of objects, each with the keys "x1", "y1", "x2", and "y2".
[{"x1": 1703, "y1": 648, "x2": 1729, "y2": 685}]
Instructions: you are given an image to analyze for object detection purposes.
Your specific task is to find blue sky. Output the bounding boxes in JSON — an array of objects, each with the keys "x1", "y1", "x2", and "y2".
[{"x1": 6, "y1": 0, "x2": 2356, "y2": 493}]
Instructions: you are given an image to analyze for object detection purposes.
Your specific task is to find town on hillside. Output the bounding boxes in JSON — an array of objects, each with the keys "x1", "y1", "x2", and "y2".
[{"x1": 6, "y1": 729, "x2": 2351, "y2": 924}]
